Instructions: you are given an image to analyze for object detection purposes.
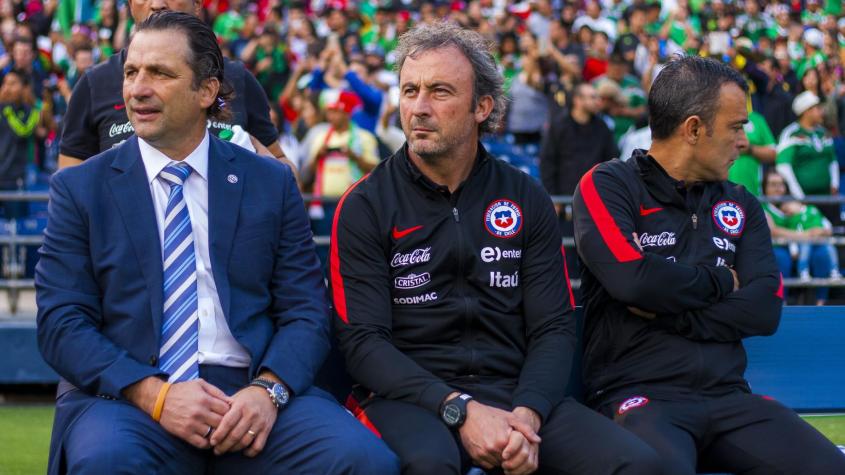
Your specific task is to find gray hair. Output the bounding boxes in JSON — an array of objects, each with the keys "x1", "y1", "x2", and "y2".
[{"x1": 394, "y1": 21, "x2": 506, "y2": 134}]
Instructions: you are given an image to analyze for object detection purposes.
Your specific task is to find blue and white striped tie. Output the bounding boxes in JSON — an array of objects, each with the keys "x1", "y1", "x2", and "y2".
[{"x1": 158, "y1": 163, "x2": 200, "y2": 383}]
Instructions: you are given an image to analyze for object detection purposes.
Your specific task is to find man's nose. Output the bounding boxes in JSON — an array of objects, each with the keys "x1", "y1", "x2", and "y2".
[
  {"x1": 407, "y1": 91, "x2": 432, "y2": 117},
  {"x1": 149, "y1": 0, "x2": 170, "y2": 12}
]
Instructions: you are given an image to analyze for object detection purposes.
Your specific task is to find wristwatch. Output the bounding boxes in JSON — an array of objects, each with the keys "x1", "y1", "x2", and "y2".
[
  {"x1": 249, "y1": 378, "x2": 290, "y2": 410},
  {"x1": 440, "y1": 393, "x2": 473, "y2": 429}
]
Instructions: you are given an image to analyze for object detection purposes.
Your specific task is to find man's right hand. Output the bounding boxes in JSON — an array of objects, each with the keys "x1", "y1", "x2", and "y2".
[
  {"x1": 458, "y1": 401, "x2": 541, "y2": 470},
  {"x1": 728, "y1": 267, "x2": 740, "y2": 291},
  {"x1": 124, "y1": 377, "x2": 232, "y2": 449}
]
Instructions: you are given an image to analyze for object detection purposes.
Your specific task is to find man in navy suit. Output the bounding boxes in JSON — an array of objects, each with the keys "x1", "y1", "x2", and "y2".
[{"x1": 36, "y1": 12, "x2": 398, "y2": 474}]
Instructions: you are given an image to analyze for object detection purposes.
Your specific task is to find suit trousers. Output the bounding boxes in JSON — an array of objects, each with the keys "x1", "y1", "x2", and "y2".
[{"x1": 58, "y1": 365, "x2": 399, "y2": 474}]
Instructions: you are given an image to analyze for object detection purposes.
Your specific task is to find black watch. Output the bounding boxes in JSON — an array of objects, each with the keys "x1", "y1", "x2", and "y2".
[
  {"x1": 440, "y1": 393, "x2": 473, "y2": 429},
  {"x1": 249, "y1": 378, "x2": 290, "y2": 410}
]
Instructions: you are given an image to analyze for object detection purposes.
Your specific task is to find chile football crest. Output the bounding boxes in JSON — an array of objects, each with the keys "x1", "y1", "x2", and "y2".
[
  {"x1": 712, "y1": 201, "x2": 745, "y2": 236},
  {"x1": 485, "y1": 199, "x2": 523, "y2": 239}
]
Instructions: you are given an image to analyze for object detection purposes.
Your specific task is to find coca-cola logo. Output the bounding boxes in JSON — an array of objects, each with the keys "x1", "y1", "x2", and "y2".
[
  {"x1": 391, "y1": 247, "x2": 431, "y2": 268},
  {"x1": 639, "y1": 232, "x2": 676, "y2": 248},
  {"x1": 108, "y1": 121, "x2": 134, "y2": 138}
]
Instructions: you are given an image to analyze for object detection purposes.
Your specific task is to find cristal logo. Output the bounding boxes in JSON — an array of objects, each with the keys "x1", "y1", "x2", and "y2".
[
  {"x1": 108, "y1": 121, "x2": 134, "y2": 138},
  {"x1": 391, "y1": 247, "x2": 431, "y2": 268},
  {"x1": 639, "y1": 232, "x2": 676, "y2": 248},
  {"x1": 395, "y1": 272, "x2": 431, "y2": 289}
]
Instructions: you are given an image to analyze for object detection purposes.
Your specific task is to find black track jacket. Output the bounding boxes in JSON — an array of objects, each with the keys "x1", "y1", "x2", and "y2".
[
  {"x1": 330, "y1": 144, "x2": 575, "y2": 421},
  {"x1": 573, "y1": 150, "x2": 783, "y2": 406}
]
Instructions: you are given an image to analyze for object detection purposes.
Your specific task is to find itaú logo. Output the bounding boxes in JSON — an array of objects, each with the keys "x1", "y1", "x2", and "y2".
[{"x1": 638, "y1": 232, "x2": 676, "y2": 248}]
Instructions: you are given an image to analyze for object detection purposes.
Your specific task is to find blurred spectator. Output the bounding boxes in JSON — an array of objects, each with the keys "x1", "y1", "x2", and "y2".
[
  {"x1": 728, "y1": 107, "x2": 777, "y2": 196},
  {"x1": 776, "y1": 91, "x2": 838, "y2": 199},
  {"x1": 540, "y1": 82, "x2": 617, "y2": 223},
  {"x1": 1, "y1": 36, "x2": 48, "y2": 97},
  {"x1": 592, "y1": 51, "x2": 647, "y2": 143},
  {"x1": 763, "y1": 169, "x2": 840, "y2": 305},
  {"x1": 0, "y1": 69, "x2": 40, "y2": 218},
  {"x1": 241, "y1": 26, "x2": 289, "y2": 102},
  {"x1": 505, "y1": 32, "x2": 548, "y2": 144},
  {"x1": 301, "y1": 89, "x2": 378, "y2": 264}
]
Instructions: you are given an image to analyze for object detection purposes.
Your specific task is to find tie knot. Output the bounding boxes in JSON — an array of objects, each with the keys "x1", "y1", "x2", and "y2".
[{"x1": 160, "y1": 162, "x2": 192, "y2": 187}]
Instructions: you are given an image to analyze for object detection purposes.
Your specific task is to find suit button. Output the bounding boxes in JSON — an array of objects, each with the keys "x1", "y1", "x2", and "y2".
[{"x1": 149, "y1": 355, "x2": 158, "y2": 366}]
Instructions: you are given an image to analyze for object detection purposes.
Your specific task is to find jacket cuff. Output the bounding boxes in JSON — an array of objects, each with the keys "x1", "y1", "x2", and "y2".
[
  {"x1": 512, "y1": 390, "x2": 554, "y2": 423},
  {"x1": 418, "y1": 381, "x2": 456, "y2": 415},
  {"x1": 712, "y1": 265, "x2": 736, "y2": 299}
]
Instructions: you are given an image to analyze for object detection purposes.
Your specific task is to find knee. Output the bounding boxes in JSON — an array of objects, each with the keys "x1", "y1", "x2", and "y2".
[
  {"x1": 613, "y1": 444, "x2": 668, "y2": 475},
  {"x1": 326, "y1": 437, "x2": 401, "y2": 475},
  {"x1": 65, "y1": 441, "x2": 147, "y2": 475}
]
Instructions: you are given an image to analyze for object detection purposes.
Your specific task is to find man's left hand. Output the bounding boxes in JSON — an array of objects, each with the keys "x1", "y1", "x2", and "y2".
[
  {"x1": 210, "y1": 385, "x2": 277, "y2": 457},
  {"x1": 502, "y1": 407, "x2": 541, "y2": 475}
]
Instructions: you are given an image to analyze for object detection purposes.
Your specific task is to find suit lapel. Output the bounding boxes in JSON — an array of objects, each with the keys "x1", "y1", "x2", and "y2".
[
  {"x1": 108, "y1": 136, "x2": 164, "y2": 336},
  {"x1": 207, "y1": 138, "x2": 241, "y2": 321}
]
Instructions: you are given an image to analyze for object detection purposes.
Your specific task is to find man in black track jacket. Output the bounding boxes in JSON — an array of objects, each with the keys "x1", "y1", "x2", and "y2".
[
  {"x1": 329, "y1": 21, "x2": 660, "y2": 475},
  {"x1": 574, "y1": 55, "x2": 845, "y2": 475}
]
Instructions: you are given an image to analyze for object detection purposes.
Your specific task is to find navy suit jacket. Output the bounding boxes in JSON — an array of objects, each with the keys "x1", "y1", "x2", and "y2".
[{"x1": 36, "y1": 135, "x2": 329, "y2": 402}]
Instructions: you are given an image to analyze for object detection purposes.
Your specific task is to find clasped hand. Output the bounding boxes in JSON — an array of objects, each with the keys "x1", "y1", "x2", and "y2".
[
  {"x1": 459, "y1": 402, "x2": 542, "y2": 475},
  {"x1": 126, "y1": 377, "x2": 277, "y2": 457}
]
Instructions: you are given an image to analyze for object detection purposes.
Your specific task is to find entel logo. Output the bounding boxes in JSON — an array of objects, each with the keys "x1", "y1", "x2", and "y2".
[
  {"x1": 480, "y1": 246, "x2": 522, "y2": 263},
  {"x1": 712, "y1": 237, "x2": 736, "y2": 253}
]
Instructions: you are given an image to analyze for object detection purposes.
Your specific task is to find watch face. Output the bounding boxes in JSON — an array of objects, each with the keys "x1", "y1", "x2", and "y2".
[
  {"x1": 272, "y1": 384, "x2": 289, "y2": 406},
  {"x1": 442, "y1": 404, "x2": 462, "y2": 426}
]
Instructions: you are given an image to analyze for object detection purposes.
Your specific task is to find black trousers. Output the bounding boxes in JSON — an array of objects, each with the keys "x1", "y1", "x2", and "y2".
[
  {"x1": 360, "y1": 389, "x2": 662, "y2": 475},
  {"x1": 597, "y1": 391, "x2": 845, "y2": 475}
]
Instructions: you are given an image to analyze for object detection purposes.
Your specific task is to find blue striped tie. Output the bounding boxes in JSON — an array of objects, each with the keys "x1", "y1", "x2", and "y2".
[{"x1": 158, "y1": 163, "x2": 200, "y2": 383}]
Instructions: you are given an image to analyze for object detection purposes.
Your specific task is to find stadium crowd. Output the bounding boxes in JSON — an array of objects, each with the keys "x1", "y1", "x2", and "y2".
[{"x1": 0, "y1": 0, "x2": 845, "y2": 303}]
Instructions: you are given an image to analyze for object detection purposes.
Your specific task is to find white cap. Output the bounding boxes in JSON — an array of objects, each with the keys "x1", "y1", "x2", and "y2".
[
  {"x1": 792, "y1": 91, "x2": 820, "y2": 117},
  {"x1": 803, "y1": 28, "x2": 824, "y2": 49}
]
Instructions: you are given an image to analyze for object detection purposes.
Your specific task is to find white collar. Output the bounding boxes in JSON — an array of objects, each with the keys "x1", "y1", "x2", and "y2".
[{"x1": 139, "y1": 131, "x2": 210, "y2": 185}]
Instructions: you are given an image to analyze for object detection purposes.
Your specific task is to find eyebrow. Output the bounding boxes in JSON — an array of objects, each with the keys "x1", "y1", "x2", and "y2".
[{"x1": 400, "y1": 80, "x2": 456, "y2": 91}]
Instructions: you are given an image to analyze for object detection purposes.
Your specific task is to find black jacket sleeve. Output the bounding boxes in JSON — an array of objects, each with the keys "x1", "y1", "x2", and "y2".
[
  {"x1": 657, "y1": 199, "x2": 783, "y2": 341},
  {"x1": 513, "y1": 185, "x2": 575, "y2": 420},
  {"x1": 59, "y1": 73, "x2": 98, "y2": 160},
  {"x1": 573, "y1": 164, "x2": 736, "y2": 314},
  {"x1": 242, "y1": 68, "x2": 281, "y2": 147},
  {"x1": 330, "y1": 189, "x2": 454, "y2": 415}
]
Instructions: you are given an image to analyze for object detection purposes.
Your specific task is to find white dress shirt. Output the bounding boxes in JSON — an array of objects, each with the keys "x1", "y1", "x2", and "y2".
[{"x1": 139, "y1": 133, "x2": 251, "y2": 368}]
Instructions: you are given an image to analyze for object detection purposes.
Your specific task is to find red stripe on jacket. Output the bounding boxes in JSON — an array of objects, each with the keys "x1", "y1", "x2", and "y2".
[
  {"x1": 579, "y1": 166, "x2": 642, "y2": 263},
  {"x1": 330, "y1": 174, "x2": 370, "y2": 324},
  {"x1": 561, "y1": 246, "x2": 576, "y2": 308},
  {"x1": 345, "y1": 394, "x2": 382, "y2": 438}
]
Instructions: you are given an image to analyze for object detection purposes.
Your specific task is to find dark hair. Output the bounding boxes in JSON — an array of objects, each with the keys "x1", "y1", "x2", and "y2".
[
  {"x1": 395, "y1": 21, "x2": 506, "y2": 134},
  {"x1": 5, "y1": 68, "x2": 31, "y2": 86},
  {"x1": 648, "y1": 55, "x2": 748, "y2": 140},
  {"x1": 763, "y1": 169, "x2": 790, "y2": 197},
  {"x1": 132, "y1": 11, "x2": 234, "y2": 121}
]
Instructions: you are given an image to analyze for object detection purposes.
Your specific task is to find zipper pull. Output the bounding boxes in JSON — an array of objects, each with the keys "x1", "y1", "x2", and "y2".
[
  {"x1": 691, "y1": 213, "x2": 698, "y2": 229},
  {"x1": 452, "y1": 207, "x2": 460, "y2": 222}
]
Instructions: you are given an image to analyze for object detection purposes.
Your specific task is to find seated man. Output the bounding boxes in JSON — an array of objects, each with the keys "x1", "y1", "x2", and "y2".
[
  {"x1": 573, "y1": 54, "x2": 845, "y2": 474},
  {"x1": 35, "y1": 12, "x2": 397, "y2": 475},
  {"x1": 330, "y1": 21, "x2": 661, "y2": 475}
]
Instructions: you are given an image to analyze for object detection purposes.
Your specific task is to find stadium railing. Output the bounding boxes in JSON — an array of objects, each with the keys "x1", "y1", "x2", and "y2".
[{"x1": 3, "y1": 191, "x2": 845, "y2": 314}]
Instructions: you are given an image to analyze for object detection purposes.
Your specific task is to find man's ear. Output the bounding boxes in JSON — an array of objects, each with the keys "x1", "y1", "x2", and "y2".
[
  {"x1": 681, "y1": 115, "x2": 703, "y2": 145},
  {"x1": 474, "y1": 95, "x2": 494, "y2": 125},
  {"x1": 198, "y1": 77, "x2": 220, "y2": 110}
]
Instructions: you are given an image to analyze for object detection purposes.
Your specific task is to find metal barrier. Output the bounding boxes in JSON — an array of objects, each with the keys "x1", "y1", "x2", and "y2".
[{"x1": 3, "y1": 191, "x2": 845, "y2": 314}]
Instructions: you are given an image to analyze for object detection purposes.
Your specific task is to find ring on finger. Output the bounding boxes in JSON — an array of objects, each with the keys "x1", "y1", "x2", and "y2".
[
  {"x1": 204, "y1": 425, "x2": 213, "y2": 438},
  {"x1": 247, "y1": 429, "x2": 257, "y2": 437}
]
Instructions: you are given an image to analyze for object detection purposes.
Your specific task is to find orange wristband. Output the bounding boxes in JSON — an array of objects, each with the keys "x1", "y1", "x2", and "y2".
[{"x1": 152, "y1": 382, "x2": 172, "y2": 422}]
